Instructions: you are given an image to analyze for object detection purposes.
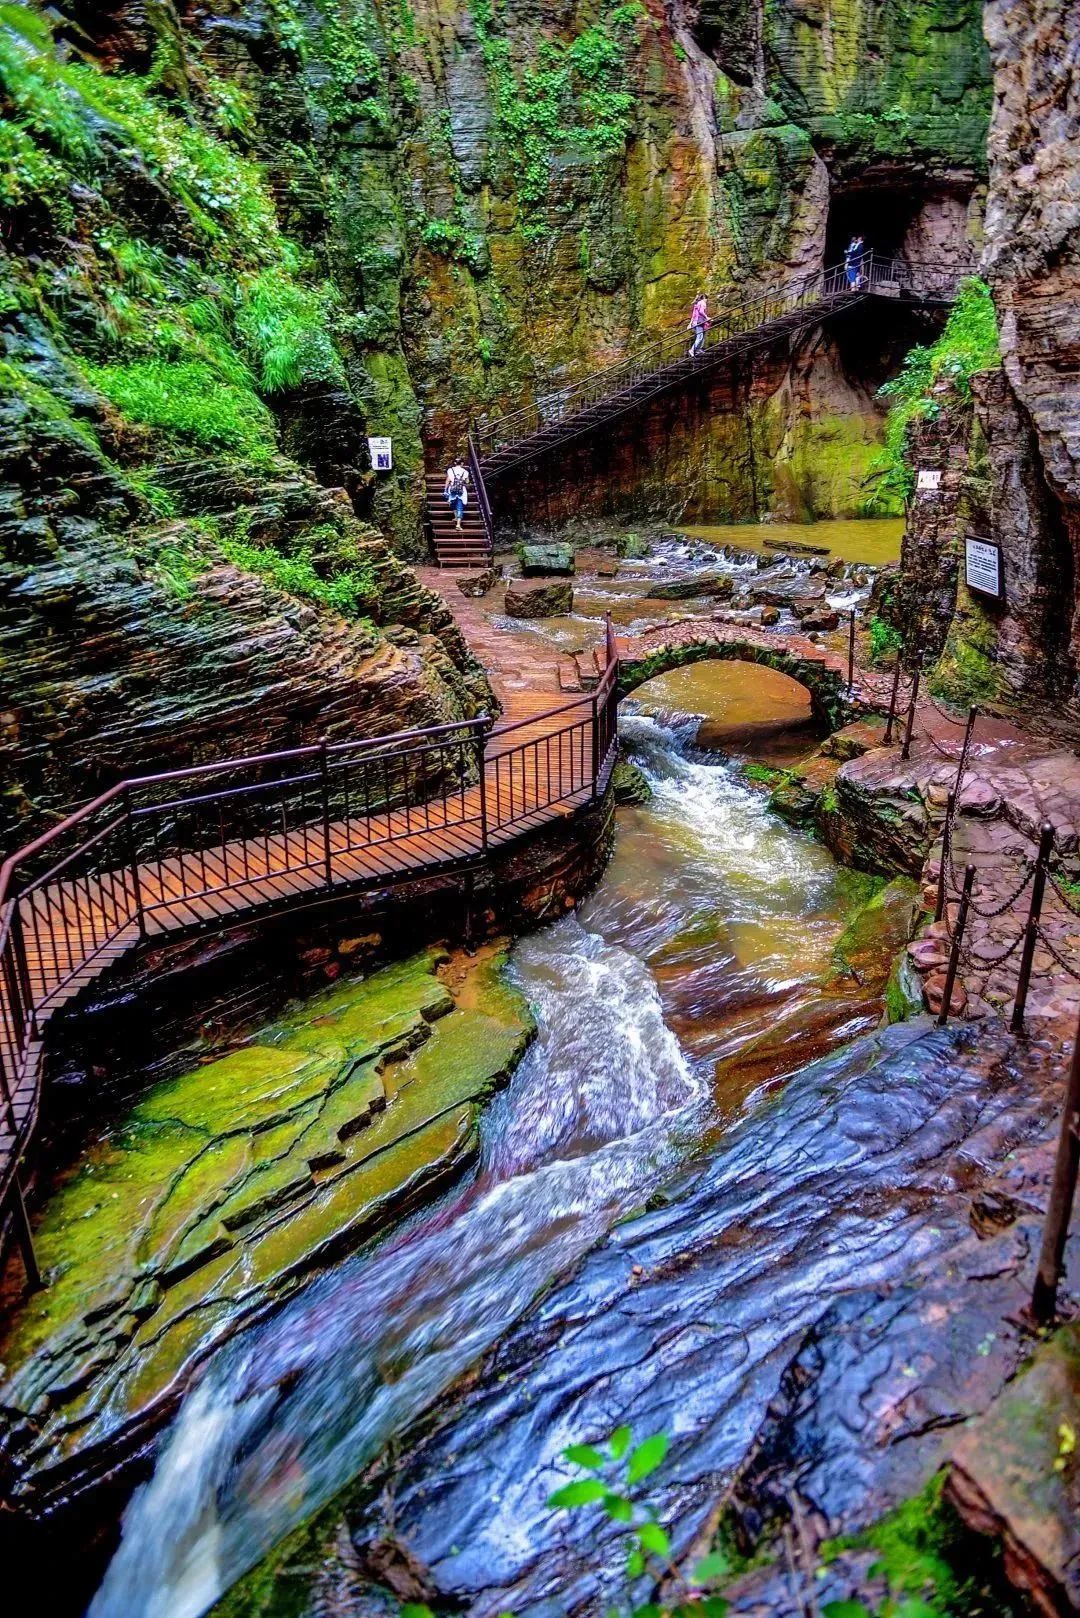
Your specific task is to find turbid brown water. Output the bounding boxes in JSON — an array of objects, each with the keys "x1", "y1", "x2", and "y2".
[{"x1": 680, "y1": 517, "x2": 904, "y2": 567}]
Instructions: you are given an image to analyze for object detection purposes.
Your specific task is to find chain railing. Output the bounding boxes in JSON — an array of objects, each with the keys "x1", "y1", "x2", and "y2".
[
  {"x1": 474, "y1": 254, "x2": 958, "y2": 469},
  {"x1": 860, "y1": 640, "x2": 1080, "y2": 1032},
  {"x1": 0, "y1": 655, "x2": 621, "y2": 1287}
]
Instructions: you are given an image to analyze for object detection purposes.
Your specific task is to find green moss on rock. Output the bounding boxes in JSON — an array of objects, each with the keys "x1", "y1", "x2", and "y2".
[{"x1": 0, "y1": 949, "x2": 533, "y2": 1497}]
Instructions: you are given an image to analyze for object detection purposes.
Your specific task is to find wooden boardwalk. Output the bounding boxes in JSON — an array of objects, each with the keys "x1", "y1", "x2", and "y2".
[{"x1": 0, "y1": 668, "x2": 618, "y2": 1279}]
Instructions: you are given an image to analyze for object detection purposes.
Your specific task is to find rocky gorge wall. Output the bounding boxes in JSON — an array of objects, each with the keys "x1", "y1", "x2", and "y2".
[{"x1": 893, "y1": 0, "x2": 1080, "y2": 732}]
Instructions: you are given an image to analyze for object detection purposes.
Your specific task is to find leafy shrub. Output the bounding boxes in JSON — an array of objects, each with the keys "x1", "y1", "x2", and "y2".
[
  {"x1": 88, "y1": 360, "x2": 276, "y2": 460},
  {"x1": 235, "y1": 270, "x2": 343, "y2": 392},
  {"x1": 868, "y1": 279, "x2": 1000, "y2": 505},
  {"x1": 217, "y1": 535, "x2": 378, "y2": 617},
  {"x1": 868, "y1": 616, "x2": 903, "y2": 665}
]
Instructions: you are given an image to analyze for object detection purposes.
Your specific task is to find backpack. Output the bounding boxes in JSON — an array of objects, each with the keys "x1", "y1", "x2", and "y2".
[{"x1": 448, "y1": 468, "x2": 468, "y2": 497}]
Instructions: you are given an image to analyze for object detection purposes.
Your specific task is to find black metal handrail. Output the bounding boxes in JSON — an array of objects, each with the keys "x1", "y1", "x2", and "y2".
[
  {"x1": 475, "y1": 253, "x2": 958, "y2": 465},
  {"x1": 467, "y1": 428, "x2": 495, "y2": 560},
  {"x1": 0, "y1": 661, "x2": 621, "y2": 1284}
]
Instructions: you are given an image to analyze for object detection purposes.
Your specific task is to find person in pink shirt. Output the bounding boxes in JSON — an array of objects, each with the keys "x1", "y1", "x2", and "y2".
[{"x1": 688, "y1": 292, "x2": 710, "y2": 357}]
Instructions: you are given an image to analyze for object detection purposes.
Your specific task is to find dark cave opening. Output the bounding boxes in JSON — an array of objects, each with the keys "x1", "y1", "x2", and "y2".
[{"x1": 826, "y1": 183, "x2": 925, "y2": 265}]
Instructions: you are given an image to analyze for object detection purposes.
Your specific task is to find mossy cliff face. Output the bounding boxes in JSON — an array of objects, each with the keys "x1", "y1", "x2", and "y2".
[
  {"x1": 0, "y1": 5, "x2": 495, "y2": 844},
  {"x1": 892, "y1": 0, "x2": 1080, "y2": 729},
  {"x1": 0, "y1": 946, "x2": 534, "y2": 1508},
  {"x1": 2, "y1": 0, "x2": 991, "y2": 585}
]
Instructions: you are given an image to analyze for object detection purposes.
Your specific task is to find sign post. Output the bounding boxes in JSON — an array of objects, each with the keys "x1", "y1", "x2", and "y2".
[
  {"x1": 964, "y1": 536, "x2": 1004, "y2": 602},
  {"x1": 367, "y1": 436, "x2": 393, "y2": 472}
]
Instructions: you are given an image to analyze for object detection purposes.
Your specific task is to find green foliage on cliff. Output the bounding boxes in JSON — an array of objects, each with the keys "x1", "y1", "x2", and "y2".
[
  {"x1": 868, "y1": 280, "x2": 1000, "y2": 505},
  {"x1": 0, "y1": 5, "x2": 349, "y2": 463},
  {"x1": 471, "y1": 0, "x2": 646, "y2": 228}
]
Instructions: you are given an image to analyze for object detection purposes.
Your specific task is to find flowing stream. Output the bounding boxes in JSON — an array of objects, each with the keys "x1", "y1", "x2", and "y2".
[{"x1": 90, "y1": 704, "x2": 875, "y2": 1618}]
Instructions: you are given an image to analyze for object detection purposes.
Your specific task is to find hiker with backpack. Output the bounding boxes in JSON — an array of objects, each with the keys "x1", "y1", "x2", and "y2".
[{"x1": 444, "y1": 457, "x2": 470, "y2": 530}]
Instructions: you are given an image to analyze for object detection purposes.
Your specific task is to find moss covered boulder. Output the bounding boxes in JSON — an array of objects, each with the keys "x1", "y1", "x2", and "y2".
[{"x1": 0, "y1": 949, "x2": 534, "y2": 1507}]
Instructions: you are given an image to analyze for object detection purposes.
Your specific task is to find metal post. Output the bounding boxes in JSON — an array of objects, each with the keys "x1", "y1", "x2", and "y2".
[
  {"x1": 9, "y1": 1177, "x2": 41, "y2": 1291},
  {"x1": 605, "y1": 611, "x2": 617, "y2": 670},
  {"x1": 883, "y1": 655, "x2": 903, "y2": 745},
  {"x1": 462, "y1": 871, "x2": 476, "y2": 956},
  {"x1": 319, "y1": 738, "x2": 333, "y2": 889},
  {"x1": 934, "y1": 792, "x2": 955, "y2": 923},
  {"x1": 476, "y1": 716, "x2": 489, "y2": 850},
  {"x1": 937, "y1": 862, "x2": 974, "y2": 1026},
  {"x1": 1032, "y1": 1004, "x2": 1080, "y2": 1325},
  {"x1": 10, "y1": 905, "x2": 37, "y2": 1040},
  {"x1": 1011, "y1": 821, "x2": 1055, "y2": 1033},
  {"x1": 847, "y1": 608, "x2": 856, "y2": 693},
  {"x1": 124, "y1": 788, "x2": 147, "y2": 940},
  {"x1": 0, "y1": 1043, "x2": 17, "y2": 1135},
  {"x1": 591, "y1": 693, "x2": 600, "y2": 800},
  {"x1": 901, "y1": 666, "x2": 921, "y2": 761}
]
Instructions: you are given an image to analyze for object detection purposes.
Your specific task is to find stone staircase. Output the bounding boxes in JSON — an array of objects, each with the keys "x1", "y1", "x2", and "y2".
[{"x1": 425, "y1": 474, "x2": 491, "y2": 569}]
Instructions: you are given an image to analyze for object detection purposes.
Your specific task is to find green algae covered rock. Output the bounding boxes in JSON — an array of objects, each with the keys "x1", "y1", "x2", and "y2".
[
  {"x1": 518, "y1": 544, "x2": 575, "y2": 576},
  {"x1": 0, "y1": 949, "x2": 534, "y2": 1504}
]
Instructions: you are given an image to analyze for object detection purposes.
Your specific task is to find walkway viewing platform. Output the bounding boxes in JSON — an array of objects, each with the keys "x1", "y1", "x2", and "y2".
[
  {"x1": 0, "y1": 627, "x2": 620, "y2": 1281},
  {"x1": 474, "y1": 254, "x2": 959, "y2": 480}
]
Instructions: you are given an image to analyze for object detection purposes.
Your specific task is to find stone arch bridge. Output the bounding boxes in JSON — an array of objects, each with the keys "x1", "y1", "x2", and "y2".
[{"x1": 615, "y1": 619, "x2": 852, "y2": 731}]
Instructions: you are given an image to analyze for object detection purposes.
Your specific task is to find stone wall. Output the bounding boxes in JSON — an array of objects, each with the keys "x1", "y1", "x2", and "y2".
[{"x1": 895, "y1": 0, "x2": 1080, "y2": 728}]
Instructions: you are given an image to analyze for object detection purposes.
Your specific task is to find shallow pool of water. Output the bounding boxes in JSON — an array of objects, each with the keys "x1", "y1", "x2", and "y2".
[{"x1": 679, "y1": 517, "x2": 903, "y2": 567}]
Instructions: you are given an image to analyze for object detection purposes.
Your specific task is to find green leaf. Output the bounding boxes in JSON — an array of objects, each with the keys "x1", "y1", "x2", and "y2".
[
  {"x1": 626, "y1": 1547, "x2": 646, "y2": 1577},
  {"x1": 692, "y1": 1551, "x2": 731, "y2": 1584},
  {"x1": 603, "y1": 1490, "x2": 634, "y2": 1522},
  {"x1": 892, "y1": 1602, "x2": 938, "y2": 1618},
  {"x1": 609, "y1": 1424, "x2": 633, "y2": 1459},
  {"x1": 626, "y1": 1432, "x2": 669, "y2": 1484},
  {"x1": 698, "y1": 1599, "x2": 731, "y2": 1617},
  {"x1": 401, "y1": 1607, "x2": 435, "y2": 1618},
  {"x1": 547, "y1": 1478, "x2": 607, "y2": 1509},
  {"x1": 635, "y1": 1521, "x2": 670, "y2": 1558},
  {"x1": 822, "y1": 1603, "x2": 874, "y2": 1618},
  {"x1": 630, "y1": 1605, "x2": 661, "y2": 1618},
  {"x1": 563, "y1": 1442, "x2": 606, "y2": 1471}
]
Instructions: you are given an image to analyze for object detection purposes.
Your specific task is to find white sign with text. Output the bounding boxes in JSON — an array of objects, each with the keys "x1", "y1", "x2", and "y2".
[
  {"x1": 965, "y1": 536, "x2": 1003, "y2": 600},
  {"x1": 916, "y1": 468, "x2": 943, "y2": 492},
  {"x1": 368, "y1": 436, "x2": 393, "y2": 471}
]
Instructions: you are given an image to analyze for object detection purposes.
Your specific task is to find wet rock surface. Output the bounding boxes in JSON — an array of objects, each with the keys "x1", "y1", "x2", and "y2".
[
  {"x1": 518, "y1": 544, "x2": 575, "y2": 577},
  {"x1": 220, "y1": 1017, "x2": 1060, "y2": 1616},
  {"x1": 0, "y1": 950, "x2": 534, "y2": 1510},
  {"x1": 948, "y1": 1323, "x2": 1080, "y2": 1616},
  {"x1": 503, "y1": 579, "x2": 574, "y2": 618}
]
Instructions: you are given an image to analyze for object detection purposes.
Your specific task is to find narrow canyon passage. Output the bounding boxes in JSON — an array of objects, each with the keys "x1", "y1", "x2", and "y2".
[{"x1": 88, "y1": 670, "x2": 894, "y2": 1618}]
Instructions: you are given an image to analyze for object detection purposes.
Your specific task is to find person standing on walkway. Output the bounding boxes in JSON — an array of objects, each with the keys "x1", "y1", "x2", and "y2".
[
  {"x1": 444, "y1": 456, "x2": 470, "y2": 530},
  {"x1": 688, "y1": 292, "x2": 710, "y2": 357},
  {"x1": 844, "y1": 234, "x2": 866, "y2": 289}
]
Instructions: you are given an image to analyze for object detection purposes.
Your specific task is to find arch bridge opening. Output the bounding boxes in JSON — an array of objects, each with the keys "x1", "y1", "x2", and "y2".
[{"x1": 628, "y1": 660, "x2": 824, "y2": 765}]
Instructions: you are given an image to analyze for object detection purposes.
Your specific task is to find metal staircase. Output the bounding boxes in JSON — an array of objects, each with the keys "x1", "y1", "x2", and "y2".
[{"x1": 473, "y1": 253, "x2": 958, "y2": 482}]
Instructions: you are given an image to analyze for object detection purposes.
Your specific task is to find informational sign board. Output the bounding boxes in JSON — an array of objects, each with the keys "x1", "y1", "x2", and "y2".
[
  {"x1": 916, "y1": 468, "x2": 942, "y2": 492},
  {"x1": 965, "y1": 536, "x2": 1004, "y2": 601},
  {"x1": 368, "y1": 436, "x2": 393, "y2": 471}
]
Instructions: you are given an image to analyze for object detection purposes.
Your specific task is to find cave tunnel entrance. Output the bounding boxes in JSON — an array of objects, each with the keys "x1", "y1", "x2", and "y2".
[
  {"x1": 825, "y1": 174, "x2": 975, "y2": 273},
  {"x1": 826, "y1": 183, "x2": 924, "y2": 266}
]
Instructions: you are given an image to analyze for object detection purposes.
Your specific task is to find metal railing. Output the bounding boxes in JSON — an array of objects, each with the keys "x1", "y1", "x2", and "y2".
[
  {"x1": 0, "y1": 653, "x2": 621, "y2": 1284},
  {"x1": 475, "y1": 254, "x2": 959, "y2": 468},
  {"x1": 467, "y1": 429, "x2": 496, "y2": 560},
  {"x1": 864, "y1": 648, "x2": 1080, "y2": 1032}
]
